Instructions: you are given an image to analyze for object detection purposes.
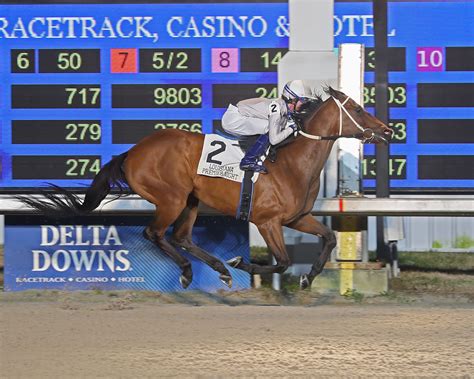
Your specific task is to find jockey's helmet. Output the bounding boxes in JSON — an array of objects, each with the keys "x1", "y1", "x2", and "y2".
[{"x1": 281, "y1": 80, "x2": 312, "y2": 112}]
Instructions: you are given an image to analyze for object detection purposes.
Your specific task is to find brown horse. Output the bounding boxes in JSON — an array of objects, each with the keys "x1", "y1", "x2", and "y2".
[{"x1": 19, "y1": 87, "x2": 393, "y2": 289}]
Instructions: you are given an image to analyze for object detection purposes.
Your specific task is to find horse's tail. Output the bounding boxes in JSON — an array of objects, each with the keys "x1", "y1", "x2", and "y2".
[{"x1": 16, "y1": 152, "x2": 129, "y2": 217}]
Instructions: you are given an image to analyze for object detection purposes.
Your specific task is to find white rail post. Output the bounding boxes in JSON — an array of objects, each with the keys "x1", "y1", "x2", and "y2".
[{"x1": 334, "y1": 43, "x2": 368, "y2": 295}]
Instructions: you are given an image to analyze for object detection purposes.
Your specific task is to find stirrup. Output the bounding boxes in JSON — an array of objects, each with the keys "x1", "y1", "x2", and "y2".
[{"x1": 240, "y1": 162, "x2": 268, "y2": 174}]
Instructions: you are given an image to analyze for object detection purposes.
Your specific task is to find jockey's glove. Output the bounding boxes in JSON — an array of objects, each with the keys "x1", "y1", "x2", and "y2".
[{"x1": 288, "y1": 123, "x2": 298, "y2": 132}]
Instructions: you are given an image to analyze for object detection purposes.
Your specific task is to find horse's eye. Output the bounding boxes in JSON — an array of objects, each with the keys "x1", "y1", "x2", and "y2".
[{"x1": 355, "y1": 107, "x2": 362, "y2": 113}]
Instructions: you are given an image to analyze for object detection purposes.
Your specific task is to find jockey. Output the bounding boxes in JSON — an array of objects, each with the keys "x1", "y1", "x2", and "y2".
[{"x1": 221, "y1": 80, "x2": 313, "y2": 174}]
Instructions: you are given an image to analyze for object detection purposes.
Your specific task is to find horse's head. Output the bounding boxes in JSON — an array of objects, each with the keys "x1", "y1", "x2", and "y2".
[{"x1": 323, "y1": 87, "x2": 394, "y2": 144}]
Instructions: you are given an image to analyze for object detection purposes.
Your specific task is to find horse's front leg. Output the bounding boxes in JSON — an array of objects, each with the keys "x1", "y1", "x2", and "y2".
[
  {"x1": 227, "y1": 219, "x2": 291, "y2": 274},
  {"x1": 286, "y1": 214, "x2": 336, "y2": 289}
]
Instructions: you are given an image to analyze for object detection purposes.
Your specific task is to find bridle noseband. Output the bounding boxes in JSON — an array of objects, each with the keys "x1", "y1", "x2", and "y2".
[{"x1": 298, "y1": 96, "x2": 376, "y2": 143}]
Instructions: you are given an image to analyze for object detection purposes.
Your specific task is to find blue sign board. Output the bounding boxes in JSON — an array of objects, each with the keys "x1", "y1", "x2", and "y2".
[
  {"x1": 4, "y1": 215, "x2": 250, "y2": 292},
  {"x1": 0, "y1": 0, "x2": 472, "y2": 192}
]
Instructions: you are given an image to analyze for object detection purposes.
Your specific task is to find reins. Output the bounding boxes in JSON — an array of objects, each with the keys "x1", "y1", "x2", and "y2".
[{"x1": 298, "y1": 96, "x2": 376, "y2": 143}]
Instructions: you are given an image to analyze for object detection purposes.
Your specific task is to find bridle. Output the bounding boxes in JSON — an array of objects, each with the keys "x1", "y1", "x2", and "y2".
[{"x1": 298, "y1": 96, "x2": 377, "y2": 143}]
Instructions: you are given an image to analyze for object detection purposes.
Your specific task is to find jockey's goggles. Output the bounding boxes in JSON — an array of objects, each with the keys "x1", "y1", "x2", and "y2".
[{"x1": 282, "y1": 95, "x2": 311, "y2": 105}]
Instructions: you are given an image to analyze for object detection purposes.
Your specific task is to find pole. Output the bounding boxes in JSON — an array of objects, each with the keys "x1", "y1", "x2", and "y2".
[{"x1": 374, "y1": 0, "x2": 390, "y2": 261}]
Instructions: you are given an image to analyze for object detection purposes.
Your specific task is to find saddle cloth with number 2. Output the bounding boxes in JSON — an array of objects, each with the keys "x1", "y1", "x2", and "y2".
[{"x1": 197, "y1": 134, "x2": 260, "y2": 183}]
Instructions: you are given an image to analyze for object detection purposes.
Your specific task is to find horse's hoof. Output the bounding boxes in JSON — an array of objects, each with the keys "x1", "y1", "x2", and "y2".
[
  {"x1": 142, "y1": 228, "x2": 153, "y2": 242},
  {"x1": 300, "y1": 274, "x2": 311, "y2": 290},
  {"x1": 226, "y1": 256, "x2": 243, "y2": 268},
  {"x1": 219, "y1": 274, "x2": 233, "y2": 288},
  {"x1": 179, "y1": 275, "x2": 191, "y2": 289}
]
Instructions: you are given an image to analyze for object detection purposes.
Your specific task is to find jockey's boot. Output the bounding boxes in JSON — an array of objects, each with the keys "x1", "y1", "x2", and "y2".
[{"x1": 240, "y1": 134, "x2": 270, "y2": 174}]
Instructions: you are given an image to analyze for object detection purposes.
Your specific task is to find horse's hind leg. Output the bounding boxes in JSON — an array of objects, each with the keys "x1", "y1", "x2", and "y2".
[
  {"x1": 227, "y1": 219, "x2": 291, "y2": 274},
  {"x1": 144, "y1": 206, "x2": 193, "y2": 289},
  {"x1": 286, "y1": 214, "x2": 336, "y2": 289},
  {"x1": 170, "y1": 195, "x2": 233, "y2": 288}
]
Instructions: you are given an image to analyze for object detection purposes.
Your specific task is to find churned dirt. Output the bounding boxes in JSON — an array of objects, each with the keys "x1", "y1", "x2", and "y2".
[{"x1": 1, "y1": 289, "x2": 473, "y2": 378}]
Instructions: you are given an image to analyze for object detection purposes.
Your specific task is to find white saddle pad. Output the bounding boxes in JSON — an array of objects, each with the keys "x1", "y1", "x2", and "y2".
[{"x1": 197, "y1": 134, "x2": 260, "y2": 183}]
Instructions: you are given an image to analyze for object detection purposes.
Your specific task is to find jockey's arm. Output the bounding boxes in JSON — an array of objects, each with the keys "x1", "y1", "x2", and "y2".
[{"x1": 268, "y1": 101, "x2": 294, "y2": 145}]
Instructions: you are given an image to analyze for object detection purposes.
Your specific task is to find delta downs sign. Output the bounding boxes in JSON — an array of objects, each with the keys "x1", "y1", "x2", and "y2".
[{"x1": 4, "y1": 215, "x2": 250, "y2": 291}]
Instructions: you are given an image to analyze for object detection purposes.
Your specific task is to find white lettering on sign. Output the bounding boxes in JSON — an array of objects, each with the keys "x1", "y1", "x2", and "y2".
[
  {"x1": 0, "y1": 14, "x2": 398, "y2": 41},
  {"x1": 166, "y1": 16, "x2": 268, "y2": 38},
  {"x1": 334, "y1": 15, "x2": 396, "y2": 37},
  {"x1": 0, "y1": 16, "x2": 159, "y2": 41},
  {"x1": 16, "y1": 277, "x2": 67, "y2": 283},
  {"x1": 33, "y1": 225, "x2": 131, "y2": 273},
  {"x1": 32, "y1": 249, "x2": 131, "y2": 272},
  {"x1": 40, "y1": 225, "x2": 122, "y2": 246}
]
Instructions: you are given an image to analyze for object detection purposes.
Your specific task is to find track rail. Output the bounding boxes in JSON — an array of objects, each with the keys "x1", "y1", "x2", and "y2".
[{"x1": 1, "y1": 195, "x2": 473, "y2": 217}]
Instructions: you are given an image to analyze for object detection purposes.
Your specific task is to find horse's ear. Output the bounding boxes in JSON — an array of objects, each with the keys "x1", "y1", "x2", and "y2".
[{"x1": 325, "y1": 86, "x2": 341, "y2": 99}]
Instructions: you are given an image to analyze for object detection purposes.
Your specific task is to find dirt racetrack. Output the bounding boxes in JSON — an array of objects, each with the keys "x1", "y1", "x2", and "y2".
[{"x1": 1, "y1": 290, "x2": 473, "y2": 378}]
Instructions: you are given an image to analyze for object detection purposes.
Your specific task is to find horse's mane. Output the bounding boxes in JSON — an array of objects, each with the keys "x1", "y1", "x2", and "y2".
[
  {"x1": 292, "y1": 86, "x2": 341, "y2": 127},
  {"x1": 269, "y1": 90, "x2": 326, "y2": 162},
  {"x1": 291, "y1": 95, "x2": 323, "y2": 126}
]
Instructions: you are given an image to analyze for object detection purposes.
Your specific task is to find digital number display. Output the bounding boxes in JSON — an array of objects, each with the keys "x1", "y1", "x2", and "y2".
[
  {"x1": 12, "y1": 85, "x2": 101, "y2": 108},
  {"x1": 364, "y1": 47, "x2": 406, "y2": 72},
  {"x1": 12, "y1": 120, "x2": 102, "y2": 144},
  {"x1": 240, "y1": 48, "x2": 287, "y2": 72},
  {"x1": 111, "y1": 85, "x2": 202, "y2": 108},
  {"x1": 362, "y1": 156, "x2": 407, "y2": 180},
  {"x1": 445, "y1": 47, "x2": 474, "y2": 71},
  {"x1": 355, "y1": 1, "x2": 473, "y2": 191},
  {"x1": 418, "y1": 156, "x2": 474, "y2": 180},
  {"x1": 139, "y1": 49, "x2": 201, "y2": 72},
  {"x1": 0, "y1": 0, "x2": 472, "y2": 192},
  {"x1": 417, "y1": 83, "x2": 474, "y2": 108},
  {"x1": 12, "y1": 156, "x2": 101, "y2": 179},
  {"x1": 38, "y1": 49, "x2": 101, "y2": 73},
  {"x1": 11, "y1": 50, "x2": 35, "y2": 73},
  {"x1": 387, "y1": 120, "x2": 407, "y2": 144},
  {"x1": 112, "y1": 120, "x2": 202, "y2": 144},
  {"x1": 363, "y1": 84, "x2": 407, "y2": 107},
  {"x1": 418, "y1": 120, "x2": 474, "y2": 144},
  {"x1": 212, "y1": 84, "x2": 277, "y2": 108}
]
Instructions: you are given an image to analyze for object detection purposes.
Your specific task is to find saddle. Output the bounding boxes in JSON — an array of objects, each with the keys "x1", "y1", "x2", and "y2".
[
  {"x1": 213, "y1": 124, "x2": 297, "y2": 163},
  {"x1": 213, "y1": 122, "x2": 299, "y2": 221}
]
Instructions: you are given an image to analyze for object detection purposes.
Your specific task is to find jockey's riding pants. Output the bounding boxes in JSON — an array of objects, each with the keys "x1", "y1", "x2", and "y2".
[{"x1": 221, "y1": 104, "x2": 268, "y2": 137}]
